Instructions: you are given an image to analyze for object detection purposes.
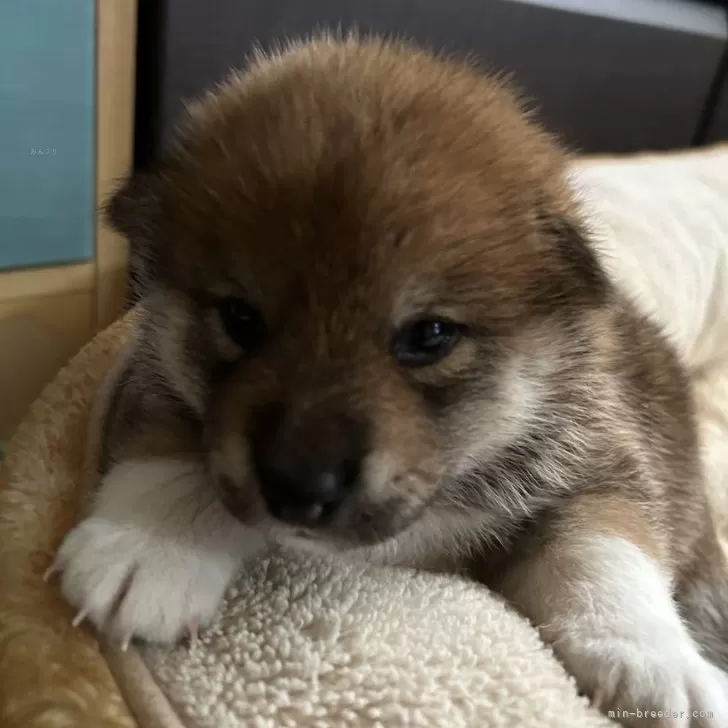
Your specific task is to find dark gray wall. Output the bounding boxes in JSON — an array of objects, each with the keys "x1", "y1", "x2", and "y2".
[
  {"x1": 706, "y1": 50, "x2": 728, "y2": 141},
  {"x1": 139, "y1": 0, "x2": 728, "y2": 164}
]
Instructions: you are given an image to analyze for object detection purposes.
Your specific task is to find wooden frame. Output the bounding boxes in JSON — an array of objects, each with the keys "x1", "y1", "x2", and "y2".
[
  {"x1": 0, "y1": 0, "x2": 137, "y2": 437},
  {"x1": 95, "y1": 0, "x2": 137, "y2": 330}
]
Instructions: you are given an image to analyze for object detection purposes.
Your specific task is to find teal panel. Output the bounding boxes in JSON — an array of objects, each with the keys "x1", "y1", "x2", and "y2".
[{"x1": 0, "y1": 0, "x2": 96, "y2": 271}]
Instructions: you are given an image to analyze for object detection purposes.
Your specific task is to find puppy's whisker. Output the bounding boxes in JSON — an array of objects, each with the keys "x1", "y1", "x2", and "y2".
[
  {"x1": 72, "y1": 607, "x2": 89, "y2": 628},
  {"x1": 43, "y1": 560, "x2": 60, "y2": 583}
]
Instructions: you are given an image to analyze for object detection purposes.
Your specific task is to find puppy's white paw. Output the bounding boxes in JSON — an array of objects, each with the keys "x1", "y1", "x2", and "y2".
[
  {"x1": 506, "y1": 535, "x2": 728, "y2": 728},
  {"x1": 56, "y1": 517, "x2": 234, "y2": 645},
  {"x1": 51, "y1": 459, "x2": 259, "y2": 646},
  {"x1": 557, "y1": 629, "x2": 728, "y2": 727}
]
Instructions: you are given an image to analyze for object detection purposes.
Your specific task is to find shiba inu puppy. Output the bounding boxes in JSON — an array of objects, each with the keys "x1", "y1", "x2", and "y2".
[{"x1": 51, "y1": 37, "x2": 728, "y2": 726}]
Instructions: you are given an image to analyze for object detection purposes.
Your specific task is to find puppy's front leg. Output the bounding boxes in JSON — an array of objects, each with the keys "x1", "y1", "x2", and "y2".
[
  {"x1": 496, "y1": 495, "x2": 728, "y2": 727},
  {"x1": 48, "y1": 333, "x2": 265, "y2": 646},
  {"x1": 53, "y1": 458, "x2": 260, "y2": 646}
]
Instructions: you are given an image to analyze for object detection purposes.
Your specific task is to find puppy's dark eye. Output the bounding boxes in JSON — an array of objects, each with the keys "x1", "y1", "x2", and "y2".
[
  {"x1": 391, "y1": 319, "x2": 464, "y2": 367},
  {"x1": 217, "y1": 297, "x2": 267, "y2": 350}
]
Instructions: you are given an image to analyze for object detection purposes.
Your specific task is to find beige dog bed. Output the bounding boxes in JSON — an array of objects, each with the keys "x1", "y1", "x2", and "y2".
[{"x1": 1, "y1": 145, "x2": 727, "y2": 728}]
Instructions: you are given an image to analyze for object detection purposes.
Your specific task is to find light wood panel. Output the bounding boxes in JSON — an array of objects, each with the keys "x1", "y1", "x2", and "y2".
[
  {"x1": 0, "y1": 262, "x2": 95, "y2": 301},
  {"x1": 95, "y1": 0, "x2": 137, "y2": 329}
]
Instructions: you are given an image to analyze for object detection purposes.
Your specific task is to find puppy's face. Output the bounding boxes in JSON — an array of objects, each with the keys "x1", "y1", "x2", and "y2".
[{"x1": 110, "y1": 39, "x2": 607, "y2": 549}]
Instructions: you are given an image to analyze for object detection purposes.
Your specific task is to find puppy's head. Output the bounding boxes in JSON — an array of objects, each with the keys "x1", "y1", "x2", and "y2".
[{"x1": 109, "y1": 37, "x2": 609, "y2": 549}]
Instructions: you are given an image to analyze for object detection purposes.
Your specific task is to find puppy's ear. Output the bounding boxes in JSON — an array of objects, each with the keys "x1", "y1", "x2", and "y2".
[
  {"x1": 105, "y1": 172, "x2": 160, "y2": 241},
  {"x1": 536, "y1": 206, "x2": 609, "y2": 307},
  {"x1": 105, "y1": 172, "x2": 162, "y2": 301}
]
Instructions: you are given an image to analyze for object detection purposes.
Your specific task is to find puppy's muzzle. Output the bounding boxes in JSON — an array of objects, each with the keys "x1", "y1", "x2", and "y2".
[{"x1": 249, "y1": 403, "x2": 369, "y2": 528}]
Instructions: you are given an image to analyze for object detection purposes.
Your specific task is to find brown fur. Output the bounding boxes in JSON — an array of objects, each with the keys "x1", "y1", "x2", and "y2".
[{"x1": 102, "y1": 36, "x2": 728, "y2": 722}]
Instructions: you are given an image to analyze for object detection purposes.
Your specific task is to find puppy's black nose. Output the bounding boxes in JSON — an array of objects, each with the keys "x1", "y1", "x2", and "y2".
[
  {"x1": 258, "y1": 460, "x2": 361, "y2": 526},
  {"x1": 250, "y1": 405, "x2": 367, "y2": 527}
]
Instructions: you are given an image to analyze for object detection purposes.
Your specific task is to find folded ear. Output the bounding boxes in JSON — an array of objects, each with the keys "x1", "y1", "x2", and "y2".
[
  {"x1": 536, "y1": 205, "x2": 609, "y2": 307},
  {"x1": 104, "y1": 172, "x2": 162, "y2": 301},
  {"x1": 105, "y1": 171, "x2": 160, "y2": 240}
]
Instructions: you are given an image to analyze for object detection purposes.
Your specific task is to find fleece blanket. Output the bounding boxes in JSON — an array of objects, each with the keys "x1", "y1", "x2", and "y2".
[{"x1": 0, "y1": 144, "x2": 727, "y2": 728}]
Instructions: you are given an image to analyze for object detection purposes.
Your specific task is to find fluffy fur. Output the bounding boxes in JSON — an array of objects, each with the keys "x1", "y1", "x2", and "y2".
[{"x1": 53, "y1": 37, "x2": 728, "y2": 726}]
